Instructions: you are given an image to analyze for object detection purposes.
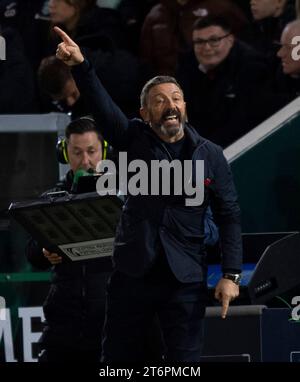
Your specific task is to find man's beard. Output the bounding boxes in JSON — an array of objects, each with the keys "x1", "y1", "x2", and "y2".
[{"x1": 150, "y1": 108, "x2": 185, "y2": 138}]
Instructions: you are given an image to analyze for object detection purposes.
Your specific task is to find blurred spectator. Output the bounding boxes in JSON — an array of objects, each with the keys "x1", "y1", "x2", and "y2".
[
  {"x1": 177, "y1": 15, "x2": 270, "y2": 147},
  {"x1": 48, "y1": 0, "x2": 110, "y2": 39},
  {"x1": 32, "y1": 0, "x2": 124, "y2": 70},
  {"x1": 0, "y1": 1, "x2": 47, "y2": 28},
  {"x1": 38, "y1": 51, "x2": 146, "y2": 118},
  {"x1": 0, "y1": 1, "x2": 49, "y2": 62},
  {"x1": 233, "y1": 0, "x2": 253, "y2": 20},
  {"x1": 274, "y1": 20, "x2": 300, "y2": 100},
  {"x1": 238, "y1": 18, "x2": 300, "y2": 130},
  {"x1": 140, "y1": 0, "x2": 248, "y2": 75},
  {"x1": 0, "y1": 25, "x2": 37, "y2": 113},
  {"x1": 242, "y1": 0, "x2": 295, "y2": 69},
  {"x1": 0, "y1": 1, "x2": 19, "y2": 28},
  {"x1": 250, "y1": 0, "x2": 293, "y2": 22},
  {"x1": 38, "y1": 56, "x2": 85, "y2": 118},
  {"x1": 117, "y1": 0, "x2": 159, "y2": 54}
]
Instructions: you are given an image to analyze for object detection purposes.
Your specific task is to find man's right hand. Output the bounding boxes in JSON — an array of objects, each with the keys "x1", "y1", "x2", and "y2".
[
  {"x1": 54, "y1": 26, "x2": 84, "y2": 66},
  {"x1": 42, "y1": 248, "x2": 62, "y2": 265}
]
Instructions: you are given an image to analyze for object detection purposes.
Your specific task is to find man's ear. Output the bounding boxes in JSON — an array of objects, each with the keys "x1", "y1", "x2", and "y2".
[{"x1": 140, "y1": 107, "x2": 149, "y2": 122}]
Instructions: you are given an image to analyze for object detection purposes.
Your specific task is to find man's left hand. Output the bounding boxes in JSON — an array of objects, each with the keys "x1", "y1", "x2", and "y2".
[{"x1": 214, "y1": 278, "x2": 239, "y2": 319}]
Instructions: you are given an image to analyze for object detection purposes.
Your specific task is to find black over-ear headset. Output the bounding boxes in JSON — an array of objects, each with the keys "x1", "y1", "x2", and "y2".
[{"x1": 56, "y1": 117, "x2": 109, "y2": 164}]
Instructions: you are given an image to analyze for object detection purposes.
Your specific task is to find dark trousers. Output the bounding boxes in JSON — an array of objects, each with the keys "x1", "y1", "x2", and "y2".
[{"x1": 101, "y1": 260, "x2": 208, "y2": 362}]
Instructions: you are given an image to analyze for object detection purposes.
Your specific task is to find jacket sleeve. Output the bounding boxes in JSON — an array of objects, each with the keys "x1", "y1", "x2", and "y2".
[
  {"x1": 209, "y1": 146, "x2": 243, "y2": 272},
  {"x1": 72, "y1": 59, "x2": 130, "y2": 151}
]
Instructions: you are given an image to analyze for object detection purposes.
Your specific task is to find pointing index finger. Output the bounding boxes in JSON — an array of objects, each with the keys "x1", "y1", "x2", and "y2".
[
  {"x1": 221, "y1": 297, "x2": 230, "y2": 319},
  {"x1": 53, "y1": 26, "x2": 76, "y2": 46}
]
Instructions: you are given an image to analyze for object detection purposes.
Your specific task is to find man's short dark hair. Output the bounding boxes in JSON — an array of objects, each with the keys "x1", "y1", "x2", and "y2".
[
  {"x1": 38, "y1": 56, "x2": 73, "y2": 97},
  {"x1": 140, "y1": 76, "x2": 183, "y2": 108},
  {"x1": 65, "y1": 116, "x2": 104, "y2": 145},
  {"x1": 193, "y1": 15, "x2": 232, "y2": 34}
]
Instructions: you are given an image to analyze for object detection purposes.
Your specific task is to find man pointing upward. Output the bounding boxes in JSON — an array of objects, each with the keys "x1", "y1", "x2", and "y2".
[{"x1": 55, "y1": 26, "x2": 242, "y2": 362}]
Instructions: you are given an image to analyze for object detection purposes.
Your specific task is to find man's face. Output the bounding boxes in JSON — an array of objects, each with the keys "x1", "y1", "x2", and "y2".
[
  {"x1": 277, "y1": 26, "x2": 300, "y2": 75},
  {"x1": 52, "y1": 78, "x2": 80, "y2": 107},
  {"x1": 192, "y1": 26, "x2": 234, "y2": 71},
  {"x1": 140, "y1": 83, "x2": 186, "y2": 143},
  {"x1": 49, "y1": 0, "x2": 77, "y2": 25},
  {"x1": 250, "y1": 0, "x2": 281, "y2": 21},
  {"x1": 67, "y1": 131, "x2": 103, "y2": 173}
]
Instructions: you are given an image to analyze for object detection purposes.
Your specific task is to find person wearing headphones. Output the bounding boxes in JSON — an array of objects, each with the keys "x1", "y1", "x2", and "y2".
[
  {"x1": 26, "y1": 116, "x2": 168, "y2": 362},
  {"x1": 25, "y1": 116, "x2": 112, "y2": 362}
]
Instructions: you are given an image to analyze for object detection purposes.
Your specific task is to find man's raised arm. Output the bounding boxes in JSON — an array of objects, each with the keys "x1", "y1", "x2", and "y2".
[
  {"x1": 54, "y1": 27, "x2": 84, "y2": 66},
  {"x1": 54, "y1": 27, "x2": 129, "y2": 150}
]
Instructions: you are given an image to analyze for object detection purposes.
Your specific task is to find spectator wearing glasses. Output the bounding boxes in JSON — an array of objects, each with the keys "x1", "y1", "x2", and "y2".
[
  {"x1": 140, "y1": 0, "x2": 248, "y2": 75},
  {"x1": 176, "y1": 15, "x2": 270, "y2": 148}
]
